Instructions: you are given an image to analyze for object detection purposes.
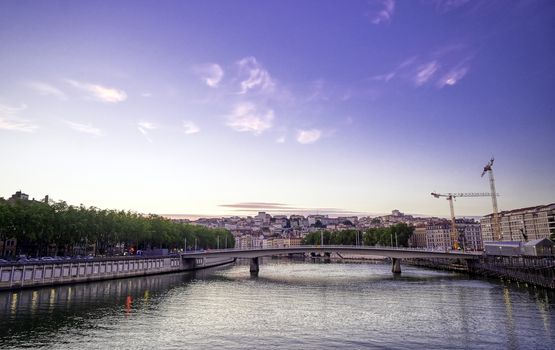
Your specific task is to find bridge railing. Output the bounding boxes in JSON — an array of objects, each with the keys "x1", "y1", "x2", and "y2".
[{"x1": 181, "y1": 245, "x2": 483, "y2": 255}]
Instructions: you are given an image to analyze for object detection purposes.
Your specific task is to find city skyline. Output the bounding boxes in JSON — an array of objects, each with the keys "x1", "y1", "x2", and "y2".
[{"x1": 1, "y1": 1, "x2": 554, "y2": 218}]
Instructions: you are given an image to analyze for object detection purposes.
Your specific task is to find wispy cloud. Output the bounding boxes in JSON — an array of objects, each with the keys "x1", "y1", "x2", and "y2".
[
  {"x1": 227, "y1": 102, "x2": 274, "y2": 135},
  {"x1": 141, "y1": 92, "x2": 152, "y2": 98},
  {"x1": 137, "y1": 121, "x2": 157, "y2": 142},
  {"x1": 138, "y1": 121, "x2": 157, "y2": 131},
  {"x1": 27, "y1": 81, "x2": 67, "y2": 100},
  {"x1": 368, "y1": 0, "x2": 395, "y2": 24},
  {"x1": 220, "y1": 202, "x2": 364, "y2": 216},
  {"x1": 65, "y1": 121, "x2": 103, "y2": 137},
  {"x1": 183, "y1": 121, "x2": 200, "y2": 134},
  {"x1": 137, "y1": 121, "x2": 158, "y2": 143},
  {"x1": 194, "y1": 63, "x2": 224, "y2": 88},
  {"x1": 296, "y1": 129, "x2": 321, "y2": 144},
  {"x1": 431, "y1": 0, "x2": 471, "y2": 13},
  {"x1": 414, "y1": 61, "x2": 439, "y2": 86},
  {"x1": 237, "y1": 57, "x2": 275, "y2": 94},
  {"x1": 66, "y1": 79, "x2": 127, "y2": 103},
  {"x1": 0, "y1": 103, "x2": 38, "y2": 133},
  {"x1": 220, "y1": 202, "x2": 289, "y2": 209},
  {"x1": 371, "y1": 56, "x2": 417, "y2": 83},
  {"x1": 276, "y1": 135, "x2": 286, "y2": 144},
  {"x1": 437, "y1": 66, "x2": 469, "y2": 87},
  {"x1": 307, "y1": 79, "x2": 331, "y2": 101}
]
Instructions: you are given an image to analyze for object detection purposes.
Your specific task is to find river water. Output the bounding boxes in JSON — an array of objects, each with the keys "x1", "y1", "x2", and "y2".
[{"x1": 0, "y1": 259, "x2": 554, "y2": 349}]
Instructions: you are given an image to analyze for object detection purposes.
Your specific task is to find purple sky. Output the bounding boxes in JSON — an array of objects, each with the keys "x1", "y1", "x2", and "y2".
[{"x1": 0, "y1": 0, "x2": 554, "y2": 218}]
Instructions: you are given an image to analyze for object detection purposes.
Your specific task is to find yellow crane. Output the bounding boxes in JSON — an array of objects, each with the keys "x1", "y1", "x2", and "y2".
[
  {"x1": 481, "y1": 157, "x2": 502, "y2": 241},
  {"x1": 431, "y1": 192, "x2": 492, "y2": 250}
]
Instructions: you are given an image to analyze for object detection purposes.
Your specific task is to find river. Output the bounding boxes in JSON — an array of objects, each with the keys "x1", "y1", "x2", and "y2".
[{"x1": 0, "y1": 259, "x2": 553, "y2": 349}]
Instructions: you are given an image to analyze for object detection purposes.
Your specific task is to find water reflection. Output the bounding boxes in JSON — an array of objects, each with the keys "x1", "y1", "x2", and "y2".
[{"x1": 0, "y1": 261, "x2": 553, "y2": 350}]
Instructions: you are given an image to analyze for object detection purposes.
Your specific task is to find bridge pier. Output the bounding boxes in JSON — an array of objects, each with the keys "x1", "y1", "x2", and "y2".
[
  {"x1": 391, "y1": 258, "x2": 401, "y2": 274},
  {"x1": 182, "y1": 257, "x2": 197, "y2": 270},
  {"x1": 250, "y1": 257, "x2": 260, "y2": 275}
]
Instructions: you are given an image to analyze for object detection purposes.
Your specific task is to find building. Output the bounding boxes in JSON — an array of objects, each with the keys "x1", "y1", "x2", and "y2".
[
  {"x1": 522, "y1": 238, "x2": 554, "y2": 256},
  {"x1": 481, "y1": 203, "x2": 555, "y2": 242},
  {"x1": 484, "y1": 241, "x2": 523, "y2": 256},
  {"x1": 456, "y1": 219, "x2": 483, "y2": 251},
  {"x1": 409, "y1": 223, "x2": 427, "y2": 248},
  {"x1": 0, "y1": 238, "x2": 17, "y2": 257},
  {"x1": 8, "y1": 190, "x2": 29, "y2": 202},
  {"x1": 426, "y1": 221, "x2": 452, "y2": 251},
  {"x1": 484, "y1": 238, "x2": 554, "y2": 257}
]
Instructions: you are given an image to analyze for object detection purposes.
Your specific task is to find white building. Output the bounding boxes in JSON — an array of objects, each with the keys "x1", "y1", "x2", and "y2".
[{"x1": 481, "y1": 203, "x2": 555, "y2": 242}]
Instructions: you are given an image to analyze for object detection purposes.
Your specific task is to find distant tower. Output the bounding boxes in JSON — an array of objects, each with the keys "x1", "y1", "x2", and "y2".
[{"x1": 481, "y1": 157, "x2": 501, "y2": 241}]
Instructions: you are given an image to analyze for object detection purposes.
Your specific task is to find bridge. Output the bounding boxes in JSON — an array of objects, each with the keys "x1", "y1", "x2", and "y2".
[{"x1": 181, "y1": 245, "x2": 483, "y2": 275}]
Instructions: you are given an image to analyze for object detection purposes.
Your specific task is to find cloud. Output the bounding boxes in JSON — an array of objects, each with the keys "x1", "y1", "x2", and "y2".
[
  {"x1": 65, "y1": 121, "x2": 103, "y2": 137},
  {"x1": 237, "y1": 57, "x2": 275, "y2": 94},
  {"x1": 431, "y1": 0, "x2": 471, "y2": 13},
  {"x1": 296, "y1": 129, "x2": 321, "y2": 144},
  {"x1": 183, "y1": 121, "x2": 200, "y2": 134},
  {"x1": 437, "y1": 66, "x2": 469, "y2": 87},
  {"x1": 27, "y1": 81, "x2": 67, "y2": 100},
  {"x1": 136, "y1": 121, "x2": 158, "y2": 142},
  {"x1": 0, "y1": 103, "x2": 38, "y2": 133},
  {"x1": 276, "y1": 136, "x2": 286, "y2": 143},
  {"x1": 141, "y1": 92, "x2": 152, "y2": 98},
  {"x1": 371, "y1": 72, "x2": 396, "y2": 82},
  {"x1": 371, "y1": 56, "x2": 417, "y2": 83},
  {"x1": 66, "y1": 79, "x2": 127, "y2": 103},
  {"x1": 220, "y1": 202, "x2": 289, "y2": 209},
  {"x1": 227, "y1": 102, "x2": 274, "y2": 135},
  {"x1": 219, "y1": 202, "x2": 365, "y2": 216},
  {"x1": 414, "y1": 61, "x2": 439, "y2": 86},
  {"x1": 194, "y1": 63, "x2": 224, "y2": 88},
  {"x1": 368, "y1": 0, "x2": 395, "y2": 24},
  {"x1": 138, "y1": 121, "x2": 157, "y2": 131}
]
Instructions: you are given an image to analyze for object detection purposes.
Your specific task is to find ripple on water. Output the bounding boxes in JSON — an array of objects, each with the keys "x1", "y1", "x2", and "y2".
[{"x1": 0, "y1": 261, "x2": 554, "y2": 350}]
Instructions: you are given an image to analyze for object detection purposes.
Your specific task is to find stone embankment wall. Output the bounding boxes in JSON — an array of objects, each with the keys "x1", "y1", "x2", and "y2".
[
  {"x1": 0, "y1": 255, "x2": 232, "y2": 291},
  {"x1": 467, "y1": 256, "x2": 555, "y2": 289},
  {"x1": 407, "y1": 256, "x2": 555, "y2": 289}
]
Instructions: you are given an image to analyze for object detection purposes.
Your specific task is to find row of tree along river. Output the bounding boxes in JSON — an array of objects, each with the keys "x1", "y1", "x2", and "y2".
[{"x1": 0, "y1": 198, "x2": 234, "y2": 258}]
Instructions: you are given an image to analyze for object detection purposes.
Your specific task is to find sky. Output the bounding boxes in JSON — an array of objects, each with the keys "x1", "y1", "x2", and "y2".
[{"x1": 0, "y1": 0, "x2": 554, "y2": 219}]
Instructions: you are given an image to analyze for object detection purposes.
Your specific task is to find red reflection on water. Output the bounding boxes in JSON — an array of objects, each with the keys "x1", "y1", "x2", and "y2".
[{"x1": 125, "y1": 295, "x2": 133, "y2": 316}]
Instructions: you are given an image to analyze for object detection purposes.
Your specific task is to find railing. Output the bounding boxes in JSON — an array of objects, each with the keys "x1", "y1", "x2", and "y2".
[{"x1": 182, "y1": 245, "x2": 483, "y2": 255}]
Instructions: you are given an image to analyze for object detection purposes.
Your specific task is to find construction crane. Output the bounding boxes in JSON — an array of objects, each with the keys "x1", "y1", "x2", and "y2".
[
  {"x1": 431, "y1": 192, "x2": 492, "y2": 250},
  {"x1": 481, "y1": 157, "x2": 502, "y2": 241}
]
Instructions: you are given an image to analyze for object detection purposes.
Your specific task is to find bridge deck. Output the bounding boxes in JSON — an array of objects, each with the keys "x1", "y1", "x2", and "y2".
[{"x1": 181, "y1": 245, "x2": 482, "y2": 260}]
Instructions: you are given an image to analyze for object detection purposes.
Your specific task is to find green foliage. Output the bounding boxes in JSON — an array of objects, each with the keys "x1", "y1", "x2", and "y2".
[
  {"x1": 301, "y1": 224, "x2": 414, "y2": 248},
  {"x1": 0, "y1": 198, "x2": 234, "y2": 257},
  {"x1": 363, "y1": 223, "x2": 414, "y2": 247},
  {"x1": 302, "y1": 229, "x2": 361, "y2": 245}
]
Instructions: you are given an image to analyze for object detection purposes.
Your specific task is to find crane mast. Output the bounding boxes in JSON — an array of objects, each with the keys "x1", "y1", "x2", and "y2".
[
  {"x1": 482, "y1": 158, "x2": 501, "y2": 241},
  {"x1": 431, "y1": 192, "x2": 492, "y2": 250}
]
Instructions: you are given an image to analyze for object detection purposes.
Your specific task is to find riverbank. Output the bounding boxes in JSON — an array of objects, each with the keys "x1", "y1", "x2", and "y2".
[
  {"x1": 0, "y1": 255, "x2": 234, "y2": 291},
  {"x1": 406, "y1": 256, "x2": 555, "y2": 289}
]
